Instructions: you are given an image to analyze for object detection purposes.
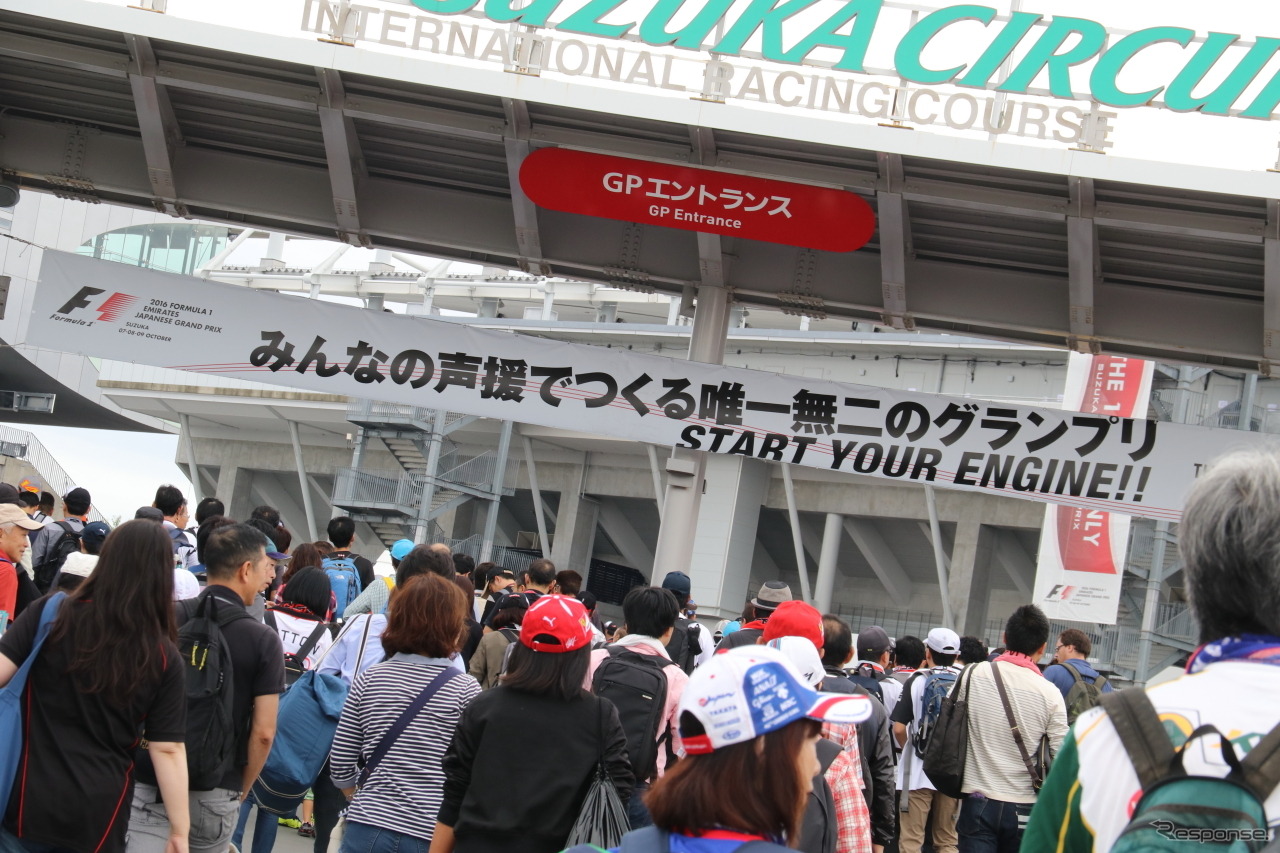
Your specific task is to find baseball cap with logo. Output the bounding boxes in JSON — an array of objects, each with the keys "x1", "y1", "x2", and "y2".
[
  {"x1": 762, "y1": 600, "x2": 825, "y2": 649},
  {"x1": 857, "y1": 626, "x2": 891, "y2": 660},
  {"x1": 751, "y1": 580, "x2": 793, "y2": 612},
  {"x1": 519, "y1": 594, "x2": 594, "y2": 653},
  {"x1": 766, "y1": 636, "x2": 826, "y2": 687},
  {"x1": 80, "y1": 521, "x2": 111, "y2": 548},
  {"x1": 927, "y1": 627, "x2": 961, "y2": 655},
  {"x1": 679, "y1": 645, "x2": 871, "y2": 755},
  {"x1": 390, "y1": 539, "x2": 414, "y2": 560}
]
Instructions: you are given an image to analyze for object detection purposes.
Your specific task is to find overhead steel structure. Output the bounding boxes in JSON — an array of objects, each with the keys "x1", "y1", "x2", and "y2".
[{"x1": 1, "y1": 2, "x2": 1280, "y2": 373}]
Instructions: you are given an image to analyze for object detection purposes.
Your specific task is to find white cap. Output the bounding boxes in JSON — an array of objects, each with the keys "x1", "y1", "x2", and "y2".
[
  {"x1": 927, "y1": 627, "x2": 961, "y2": 655},
  {"x1": 766, "y1": 636, "x2": 825, "y2": 687}
]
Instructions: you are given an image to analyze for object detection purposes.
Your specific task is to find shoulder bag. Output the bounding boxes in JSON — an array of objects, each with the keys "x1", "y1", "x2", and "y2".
[{"x1": 921, "y1": 660, "x2": 978, "y2": 798}]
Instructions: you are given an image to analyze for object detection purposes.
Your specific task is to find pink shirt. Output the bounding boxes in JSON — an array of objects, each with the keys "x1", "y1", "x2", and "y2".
[{"x1": 584, "y1": 639, "x2": 688, "y2": 776}]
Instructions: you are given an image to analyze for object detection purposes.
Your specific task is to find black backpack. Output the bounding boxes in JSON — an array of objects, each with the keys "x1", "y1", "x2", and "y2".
[
  {"x1": 591, "y1": 646, "x2": 677, "y2": 783},
  {"x1": 664, "y1": 618, "x2": 703, "y2": 675},
  {"x1": 1063, "y1": 661, "x2": 1109, "y2": 725},
  {"x1": 848, "y1": 665, "x2": 885, "y2": 704},
  {"x1": 177, "y1": 593, "x2": 252, "y2": 789},
  {"x1": 32, "y1": 521, "x2": 81, "y2": 593},
  {"x1": 798, "y1": 737, "x2": 843, "y2": 853},
  {"x1": 264, "y1": 611, "x2": 328, "y2": 689}
]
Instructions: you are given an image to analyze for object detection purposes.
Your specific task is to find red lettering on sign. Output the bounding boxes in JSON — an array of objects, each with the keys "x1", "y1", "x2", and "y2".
[{"x1": 518, "y1": 148, "x2": 876, "y2": 253}]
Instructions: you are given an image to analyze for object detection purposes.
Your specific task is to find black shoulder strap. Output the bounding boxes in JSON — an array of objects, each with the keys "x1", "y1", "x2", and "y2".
[
  {"x1": 359, "y1": 668, "x2": 461, "y2": 787},
  {"x1": 1100, "y1": 688, "x2": 1177, "y2": 790},
  {"x1": 1234, "y1": 718, "x2": 1280, "y2": 800},
  {"x1": 296, "y1": 621, "x2": 328, "y2": 662},
  {"x1": 264, "y1": 609, "x2": 278, "y2": 631}
]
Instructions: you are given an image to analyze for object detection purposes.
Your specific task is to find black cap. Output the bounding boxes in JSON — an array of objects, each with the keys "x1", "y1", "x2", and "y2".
[
  {"x1": 64, "y1": 487, "x2": 91, "y2": 504},
  {"x1": 0, "y1": 484, "x2": 20, "y2": 506},
  {"x1": 135, "y1": 506, "x2": 164, "y2": 522},
  {"x1": 661, "y1": 571, "x2": 692, "y2": 596}
]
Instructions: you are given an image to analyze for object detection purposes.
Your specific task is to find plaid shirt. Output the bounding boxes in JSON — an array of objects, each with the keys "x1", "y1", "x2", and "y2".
[{"x1": 827, "y1": 747, "x2": 873, "y2": 853}]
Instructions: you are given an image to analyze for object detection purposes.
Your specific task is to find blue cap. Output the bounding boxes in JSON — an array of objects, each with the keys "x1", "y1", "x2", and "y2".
[
  {"x1": 81, "y1": 521, "x2": 111, "y2": 546},
  {"x1": 391, "y1": 539, "x2": 414, "y2": 560}
]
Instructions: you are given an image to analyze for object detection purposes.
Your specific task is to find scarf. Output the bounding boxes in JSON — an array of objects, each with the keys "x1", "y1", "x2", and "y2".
[
  {"x1": 993, "y1": 650, "x2": 1043, "y2": 676},
  {"x1": 1186, "y1": 634, "x2": 1280, "y2": 674},
  {"x1": 613, "y1": 633, "x2": 672, "y2": 659}
]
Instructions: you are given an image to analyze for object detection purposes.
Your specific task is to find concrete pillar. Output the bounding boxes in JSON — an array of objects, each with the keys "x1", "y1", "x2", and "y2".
[
  {"x1": 451, "y1": 500, "x2": 479, "y2": 541},
  {"x1": 814, "y1": 512, "x2": 843, "y2": 613},
  {"x1": 687, "y1": 454, "x2": 770, "y2": 621},
  {"x1": 946, "y1": 509, "x2": 996, "y2": 636},
  {"x1": 549, "y1": 455, "x2": 598, "y2": 573},
  {"x1": 215, "y1": 463, "x2": 255, "y2": 522}
]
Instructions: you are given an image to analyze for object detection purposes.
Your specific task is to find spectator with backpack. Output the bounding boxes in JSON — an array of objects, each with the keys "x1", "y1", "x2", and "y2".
[
  {"x1": 1, "y1": 520, "x2": 189, "y2": 853},
  {"x1": 658, "y1": 571, "x2": 710, "y2": 673},
  {"x1": 154, "y1": 485, "x2": 198, "y2": 571},
  {"x1": 586, "y1": 585, "x2": 690, "y2": 830},
  {"x1": 475, "y1": 565, "x2": 516, "y2": 625},
  {"x1": 1025, "y1": 448, "x2": 1280, "y2": 852},
  {"x1": 54, "y1": 520, "x2": 110, "y2": 592},
  {"x1": 135, "y1": 505, "x2": 201, "y2": 601},
  {"x1": 890, "y1": 627, "x2": 964, "y2": 853},
  {"x1": 950, "y1": 607, "x2": 1065, "y2": 852},
  {"x1": 325, "y1": 516, "x2": 375, "y2": 590},
  {"x1": 1040, "y1": 628, "x2": 1112, "y2": 725},
  {"x1": 850, "y1": 625, "x2": 903, "y2": 717},
  {"x1": 329, "y1": 574, "x2": 481, "y2": 852},
  {"x1": 29, "y1": 487, "x2": 91, "y2": 594},
  {"x1": 818, "y1": 616, "x2": 897, "y2": 853},
  {"x1": 436, "y1": 595, "x2": 633, "y2": 853},
  {"x1": 341, "y1": 538, "x2": 413, "y2": 617},
  {"x1": 565, "y1": 644, "x2": 872, "y2": 853},
  {"x1": 890, "y1": 636, "x2": 924, "y2": 686},
  {"x1": 127, "y1": 523, "x2": 285, "y2": 853},
  {"x1": 468, "y1": 591, "x2": 527, "y2": 689},
  {"x1": 231, "y1": 566, "x2": 335, "y2": 853}
]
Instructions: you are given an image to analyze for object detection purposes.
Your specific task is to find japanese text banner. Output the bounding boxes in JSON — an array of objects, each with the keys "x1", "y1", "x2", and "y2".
[{"x1": 29, "y1": 252, "x2": 1266, "y2": 520}]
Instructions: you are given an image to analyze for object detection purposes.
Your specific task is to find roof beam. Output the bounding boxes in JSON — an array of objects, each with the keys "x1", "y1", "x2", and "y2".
[
  {"x1": 125, "y1": 35, "x2": 185, "y2": 217},
  {"x1": 877, "y1": 152, "x2": 912, "y2": 330},
  {"x1": 844, "y1": 517, "x2": 914, "y2": 609},
  {"x1": 315, "y1": 68, "x2": 368, "y2": 247},
  {"x1": 1263, "y1": 199, "x2": 1280, "y2": 376},
  {"x1": 1067, "y1": 176, "x2": 1099, "y2": 353},
  {"x1": 502, "y1": 98, "x2": 549, "y2": 276}
]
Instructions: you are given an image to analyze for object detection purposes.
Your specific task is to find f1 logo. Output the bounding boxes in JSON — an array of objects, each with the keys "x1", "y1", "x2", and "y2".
[
  {"x1": 1045, "y1": 584, "x2": 1065, "y2": 600},
  {"x1": 56, "y1": 286, "x2": 104, "y2": 315},
  {"x1": 55, "y1": 286, "x2": 136, "y2": 322}
]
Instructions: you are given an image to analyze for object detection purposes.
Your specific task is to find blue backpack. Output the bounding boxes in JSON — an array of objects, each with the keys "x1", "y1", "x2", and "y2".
[
  {"x1": 912, "y1": 667, "x2": 959, "y2": 758},
  {"x1": 321, "y1": 555, "x2": 362, "y2": 615},
  {"x1": 0, "y1": 593, "x2": 65, "y2": 807},
  {"x1": 251, "y1": 668, "x2": 349, "y2": 814}
]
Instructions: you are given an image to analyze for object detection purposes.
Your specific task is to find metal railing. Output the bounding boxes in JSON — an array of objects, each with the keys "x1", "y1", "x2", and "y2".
[
  {"x1": 437, "y1": 451, "x2": 520, "y2": 492},
  {"x1": 1154, "y1": 602, "x2": 1197, "y2": 641},
  {"x1": 0, "y1": 425, "x2": 106, "y2": 522},
  {"x1": 832, "y1": 606, "x2": 947, "y2": 644},
  {"x1": 332, "y1": 467, "x2": 420, "y2": 511},
  {"x1": 346, "y1": 399, "x2": 436, "y2": 425}
]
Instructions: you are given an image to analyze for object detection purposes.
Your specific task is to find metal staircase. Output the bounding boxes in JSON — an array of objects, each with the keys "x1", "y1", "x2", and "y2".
[{"x1": 331, "y1": 400, "x2": 518, "y2": 551}]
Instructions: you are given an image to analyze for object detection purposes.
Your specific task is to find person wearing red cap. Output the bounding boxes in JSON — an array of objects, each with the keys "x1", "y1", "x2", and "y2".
[{"x1": 435, "y1": 595, "x2": 632, "y2": 853}]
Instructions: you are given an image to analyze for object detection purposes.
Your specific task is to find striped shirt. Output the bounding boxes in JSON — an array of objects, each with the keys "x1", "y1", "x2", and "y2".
[
  {"x1": 329, "y1": 654, "x2": 481, "y2": 841},
  {"x1": 960, "y1": 660, "x2": 1068, "y2": 803}
]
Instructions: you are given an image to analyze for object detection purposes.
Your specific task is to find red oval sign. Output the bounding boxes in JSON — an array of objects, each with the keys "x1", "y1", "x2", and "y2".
[{"x1": 519, "y1": 148, "x2": 876, "y2": 253}]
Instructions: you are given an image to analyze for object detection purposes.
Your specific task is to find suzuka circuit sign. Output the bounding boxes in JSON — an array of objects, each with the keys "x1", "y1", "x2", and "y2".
[
  {"x1": 29, "y1": 251, "x2": 1276, "y2": 523},
  {"x1": 519, "y1": 149, "x2": 876, "y2": 252},
  {"x1": 382, "y1": 0, "x2": 1280, "y2": 118}
]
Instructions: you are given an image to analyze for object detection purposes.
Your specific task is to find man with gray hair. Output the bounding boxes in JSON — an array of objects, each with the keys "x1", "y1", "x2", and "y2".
[{"x1": 1024, "y1": 448, "x2": 1280, "y2": 851}]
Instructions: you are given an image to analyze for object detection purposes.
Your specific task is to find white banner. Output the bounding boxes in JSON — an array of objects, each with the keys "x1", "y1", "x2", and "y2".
[
  {"x1": 1033, "y1": 354, "x2": 1155, "y2": 624},
  {"x1": 28, "y1": 251, "x2": 1267, "y2": 520}
]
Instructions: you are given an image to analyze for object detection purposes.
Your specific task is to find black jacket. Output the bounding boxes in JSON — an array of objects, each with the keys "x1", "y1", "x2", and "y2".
[
  {"x1": 822, "y1": 667, "x2": 897, "y2": 848},
  {"x1": 439, "y1": 686, "x2": 633, "y2": 853}
]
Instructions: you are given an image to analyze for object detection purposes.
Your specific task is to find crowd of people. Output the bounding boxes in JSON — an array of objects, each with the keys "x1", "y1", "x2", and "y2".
[{"x1": 0, "y1": 445, "x2": 1277, "y2": 853}]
